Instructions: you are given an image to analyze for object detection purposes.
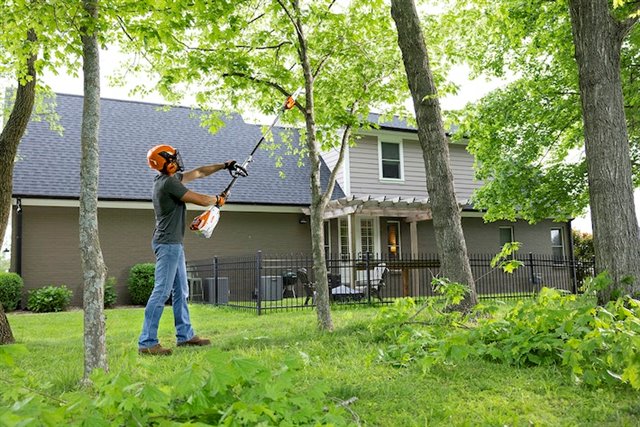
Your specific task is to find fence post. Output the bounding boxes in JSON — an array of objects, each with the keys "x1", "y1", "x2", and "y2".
[
  {"x1": 528, "y1": 252, "x2": 535, "y2": 285},
  {"x1": 256, "y1": 251, "x2": 263, "y2": 315},
  {"x1": 213, "y1": 256, "x2": 219, "y2": 305},
  {"x1": 365, "y1": 252, "x2": 371, "y2": 303},
  {"x1": 570, "y1": 255, "x2": 578, "y2": 294}
]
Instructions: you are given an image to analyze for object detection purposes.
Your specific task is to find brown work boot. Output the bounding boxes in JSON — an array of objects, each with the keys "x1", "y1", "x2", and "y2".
[
  {"x1": 139, "y1": 344, "x2": 173, "y2": 356},
  {"x1": 177, "y1": 335, "x2": 211, "y2": 347}
]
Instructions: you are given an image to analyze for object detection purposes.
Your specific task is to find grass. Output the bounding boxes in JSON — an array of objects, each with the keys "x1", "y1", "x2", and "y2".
[{"x1": 3, "y1": 304, "x2": 640, "y2": 426}]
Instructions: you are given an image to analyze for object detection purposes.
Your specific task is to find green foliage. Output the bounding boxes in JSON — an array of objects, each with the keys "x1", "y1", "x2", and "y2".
[
  {"x1": 3, "y1": 305, "x2": 640, "y2": 425},
  {"x1": 127, "y1": 263, "x2": 155, "y2": 305},
  {"x1": 115, "y1": 0, "x2": 411, "y2": 154},
  {"x1": 490, "y1": 241, "x2": 524, "y2": 273},
  {"x1": 104, "y1": 277, "x2": 117, "y2": 308},
  {"x1": 26, "y1": 285, "x2": 72, "y2": 313},
  {"x1": 374, "y1": 273, "x2": 640, "y2": 389},
  {"x1": 0, "y1": 347, "x2": 353, "y2": 426},
  {"x1": 0, "y1": 272, "x2": 23, "y2": 311},
  {"x1": 572, "y1": 230, "x2": 594, "y2": 260},
  {"x1": 372, "y1": 279, "x2": 470, "y2": 368},
  {"x1": 435, "y1": 0, "x2": 640, "y2": 222}
]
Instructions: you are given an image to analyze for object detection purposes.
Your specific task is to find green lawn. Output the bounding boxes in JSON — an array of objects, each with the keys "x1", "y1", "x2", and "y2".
[{"x1": 3, "y1": 304, "x2": 640, "y2": 426}]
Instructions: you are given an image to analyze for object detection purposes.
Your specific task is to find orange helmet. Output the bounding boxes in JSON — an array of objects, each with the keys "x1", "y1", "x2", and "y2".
[{"x1": 147, "y1": 144, "x2": 184, "y2": 174}]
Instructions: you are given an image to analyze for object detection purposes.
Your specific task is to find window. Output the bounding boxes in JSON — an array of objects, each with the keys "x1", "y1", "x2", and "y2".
[
  {"x1": 323, "y1": 221, "x2": 331, "y2": 259},
  {"x1": 380, "y1": 141, "x2": 401, "y2": 179},
  {"x1": 550, "y1": 228, "x2": 565, "y2": 259},
  {"x1": 499, "y1": 226, "x2": 514, "y2": 248},
  {"x1": 387, "y1": 221, "x2": 401, "y2": 259},
  {"x1": 339, "y1": 218, "x2": 349, "y2": 259},
  {"x1": 360, "y1": 218, "x2": 375, "y2": 255}
]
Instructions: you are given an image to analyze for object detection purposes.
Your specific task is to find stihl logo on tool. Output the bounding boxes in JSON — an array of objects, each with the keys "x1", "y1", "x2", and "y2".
[{"x1": 190, "y1": 88, "x2": 301, "y2": 238}]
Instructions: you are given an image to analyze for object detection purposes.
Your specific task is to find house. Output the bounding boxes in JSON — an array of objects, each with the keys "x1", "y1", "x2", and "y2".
[{"x1": 9, "y1": 93, "x2": 573, "y2": 305}]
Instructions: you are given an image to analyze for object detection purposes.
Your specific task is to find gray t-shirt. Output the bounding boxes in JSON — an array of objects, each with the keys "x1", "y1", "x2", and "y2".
[{"x1": 152, "y1": 173, "x2": 189, "y2": 244}]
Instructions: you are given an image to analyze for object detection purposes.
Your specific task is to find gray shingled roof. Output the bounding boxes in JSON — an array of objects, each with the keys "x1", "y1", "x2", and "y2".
[
  {"x1": 367, "y1": 112, "x2": 460, "y2": 136},
  {"x1": 12, "y1": 94, "x2": 344, "y2": 205}
]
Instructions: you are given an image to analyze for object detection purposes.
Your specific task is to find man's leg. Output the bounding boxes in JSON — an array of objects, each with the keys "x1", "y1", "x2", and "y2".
[
  {"x1": 172, "y1": 246, "x2": 195, "y2": 343},
  {"x1": 173, "y1": 246, "x2": 210, "y2": 346},
  {"x1": 138, "y1": 243, "x2": 179, "y2": 349}
]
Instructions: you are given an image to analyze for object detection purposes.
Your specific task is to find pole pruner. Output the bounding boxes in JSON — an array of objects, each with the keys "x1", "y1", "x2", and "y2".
[{"x1": 190, "y1": 88, "x2": 302, "y2": 238}]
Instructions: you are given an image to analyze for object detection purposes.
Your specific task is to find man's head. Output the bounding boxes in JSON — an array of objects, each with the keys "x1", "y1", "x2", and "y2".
[{"x1": 147, "y1": 144, "x2": 184, "y2": 175}]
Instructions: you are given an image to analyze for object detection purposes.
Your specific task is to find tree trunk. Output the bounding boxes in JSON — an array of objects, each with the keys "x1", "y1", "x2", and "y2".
[
  {"x1": 293, "y1": 1, "x2": 334, "y2": 332},
  {"x1": 80, "y1": 0, "x2": 108, "y2": 380},
  {"x1": 390, "y1": 0, "x2": 477, "y2": 310},
  {"x1": 0, "y1": 303, "x2": 15, "y2": 345},
  {"x1": 0, "y1": 29, "x2": 37, "y2": 261},
  {"x1": 568, "y1": 0, "x2": 640, "y2": 302}
]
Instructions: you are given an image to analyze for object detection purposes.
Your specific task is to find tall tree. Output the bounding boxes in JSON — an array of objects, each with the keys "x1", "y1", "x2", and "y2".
[
  {"x1": 390, "y1": 0, "x2": 476, "y2": 310},
  {"x1": 0, "y1": 31, "x2": 37, "y2": 263},
  {"x1": 79, "y1": 0, "x2": 108, "y2": 378},
  {"x1": 116, "y1": 0, "x2": 409, "y2": 330},
  {"x1": 438, "y1": 0, "x2": 640, "y2": 302},
  {"x1": 0, "y1": 29, "x2": 37, "y2": 344},
  {"x1": 567, "y1": 0, "x2": 640, "y2": 302}
]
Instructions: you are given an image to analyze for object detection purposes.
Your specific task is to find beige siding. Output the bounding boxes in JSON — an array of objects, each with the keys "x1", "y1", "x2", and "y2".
[
  {"x1": 416, "y1": 217, "x2": 567, "y2": 255},
  {"x1": 348, "y1": 135, "x2": 480, "y2": 202},
  {"x1": 321, "y1": 147, "x2": 345, "y2": 192},
  {"x1": 17, "y1": 206, "x2": 312, "y2": 306}
]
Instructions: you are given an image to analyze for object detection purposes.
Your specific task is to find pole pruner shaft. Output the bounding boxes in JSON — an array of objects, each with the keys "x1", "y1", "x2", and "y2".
[{"x1": 221, "y1": 88, "x2": 302, "y2": 199}]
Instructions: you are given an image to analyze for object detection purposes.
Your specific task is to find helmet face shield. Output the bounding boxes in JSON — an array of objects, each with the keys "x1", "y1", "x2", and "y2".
[
  {"x1": 158, "y1": 149, "x2": 184, "y2": 174},
  {"x1": 174, "y1": 150, "x2": 185, "y2": 172}
]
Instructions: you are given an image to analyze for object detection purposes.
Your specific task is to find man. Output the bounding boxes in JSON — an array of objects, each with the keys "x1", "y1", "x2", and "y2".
[{"x1": 138, "y1": 144, "x2": 246, "y2": 355}]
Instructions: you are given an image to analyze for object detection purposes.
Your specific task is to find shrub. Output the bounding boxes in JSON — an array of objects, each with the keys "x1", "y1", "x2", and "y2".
[
  {"x1": 128, "y1": 263, "x2": 155, "y2": 305},
  {"x1": 26, "y1": 285, "x2": 72, "y2": 313},
  {"x1": 0, "y1": 273, "x2": 23, "y2": 311},
  {"x1": 104, "y1": 277, "x2": 117, "y2": 308}
]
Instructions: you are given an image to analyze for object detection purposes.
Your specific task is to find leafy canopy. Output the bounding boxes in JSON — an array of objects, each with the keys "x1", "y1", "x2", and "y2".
[
  {"x1": 114, "y1": 0, "x2": 411, "y2": 151},
  {"x1": 434, "y1": 0, "x2": 640, "y2": 222}
]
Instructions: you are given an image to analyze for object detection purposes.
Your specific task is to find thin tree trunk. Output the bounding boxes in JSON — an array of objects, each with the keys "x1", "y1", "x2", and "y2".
[
  {"x1": 80, "y1": 0, "x2": 108, "y2": 380},
  {"x1": 0, "y1": 30, "x2": 37, "y2": 345},
  {"x1": 292, "y1": 0, "x2": 333, "y2": 331},
  {"x1": 391, "y1": 0, "x2": 477, "y2": 310},
  {"x1": 0, "y1": 29, "x2": 37, "y2": 264},
  {"x1": 568, "y1": 0, "x2": 640, "y2": 302},
  {"x1": 0, "y1": 303, "x2": 15, "y2": 345}
]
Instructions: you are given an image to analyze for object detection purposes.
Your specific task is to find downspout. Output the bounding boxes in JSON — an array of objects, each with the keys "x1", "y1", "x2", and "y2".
[{"x1": 14, "y1": 198, "x2": 22, "y2": 277}]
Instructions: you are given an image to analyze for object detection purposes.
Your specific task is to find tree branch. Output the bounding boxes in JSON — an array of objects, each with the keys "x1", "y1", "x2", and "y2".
[
  {"x1": 616, "y1": 3, "x2": 640, "y2": 39},
  {"x1": 320, "y1": 101, "x2": 357, "y2": 207},
  {"x1": 276, "y1": 0, "x2": 304, "y2": 42},
  {"x1": 221, "y1": 71, "x2": 305, "y2": 111}
]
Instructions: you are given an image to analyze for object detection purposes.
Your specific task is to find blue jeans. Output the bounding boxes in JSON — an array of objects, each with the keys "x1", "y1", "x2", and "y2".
[{"x1": 138, "y1": 242, "x2": 195, "y2": 349}]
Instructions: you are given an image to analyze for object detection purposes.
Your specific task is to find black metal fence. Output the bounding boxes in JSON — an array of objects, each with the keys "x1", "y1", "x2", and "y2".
[{"x1": 186, "y1": 252, "x2": 596, "y2": 314}]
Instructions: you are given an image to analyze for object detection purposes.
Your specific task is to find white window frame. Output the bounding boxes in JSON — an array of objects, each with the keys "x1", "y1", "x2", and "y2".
[
  {"x1": 323, "y1": 220, "x2": 331, "y2": 257},
  {"x1": 356, "y1": 217, "x2": 380, "y2": 256},
  {"x1": 550, "y1": 227, "x2": 565, "y2": 259},
  {"x1": 378, "y1": 137, "x2": 404, "y2": 182},
  {"x1": 338, "y1": 218, "x2": 350, "y2": 259}
]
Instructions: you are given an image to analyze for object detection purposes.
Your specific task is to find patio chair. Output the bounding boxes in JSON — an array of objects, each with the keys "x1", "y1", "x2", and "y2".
[
  {"x1": 357, "y1": 263, "x2": 389, "y2": 302},
  {"x1": 296, "y1": 268, "x2": 316, "y2": 305},
  {"x1": 370, "y1": 264, "x2": 389, "y2": 301}
]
